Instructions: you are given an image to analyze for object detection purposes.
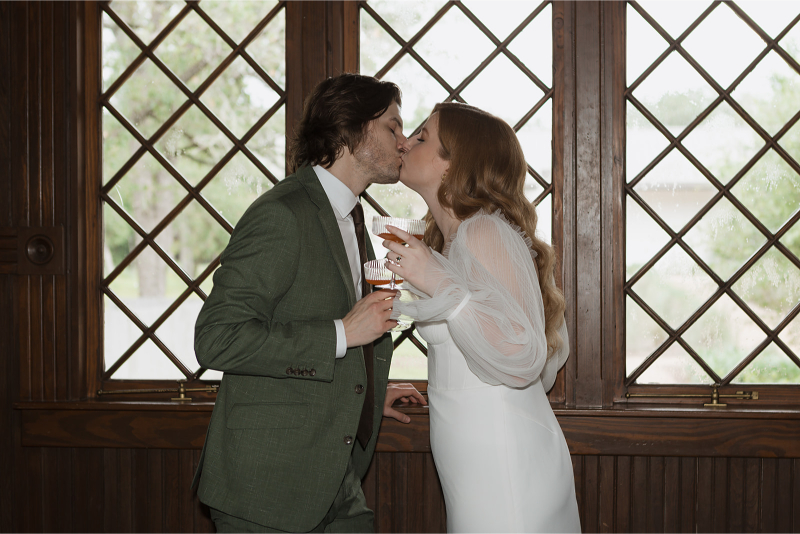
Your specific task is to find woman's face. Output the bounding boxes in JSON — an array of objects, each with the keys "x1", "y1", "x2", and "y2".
[{"x1": 399, "y1": 113, "x2": 449, "y2": 196}]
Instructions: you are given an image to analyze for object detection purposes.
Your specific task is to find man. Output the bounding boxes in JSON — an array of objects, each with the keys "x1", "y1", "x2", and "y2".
[{"x1": 193, "y1": 74, "x2": 425, "y2": 532}]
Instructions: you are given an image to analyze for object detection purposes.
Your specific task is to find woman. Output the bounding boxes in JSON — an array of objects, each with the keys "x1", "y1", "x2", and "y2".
[{"x1": 384, "y1": 102, "x2": 581, "y2": 532}]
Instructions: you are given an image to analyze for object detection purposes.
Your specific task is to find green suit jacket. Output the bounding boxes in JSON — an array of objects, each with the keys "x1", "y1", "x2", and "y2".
[{"x1": 193, "y1": 166, "x2": 393, "y2": 532}]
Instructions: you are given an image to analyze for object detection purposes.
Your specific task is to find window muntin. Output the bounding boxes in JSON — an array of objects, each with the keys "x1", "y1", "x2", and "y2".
[
  {"x1": 101, "y1": 1, "x2": 286, "y2": 382},
  {"x1": 360, "y1": 0, "x2": 556, "y2": 379},
  {"x1": 624, "y1": 1, "x2": 800, "y2": 388}
]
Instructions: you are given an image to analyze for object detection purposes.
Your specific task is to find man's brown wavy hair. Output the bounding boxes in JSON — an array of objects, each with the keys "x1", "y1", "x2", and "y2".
[
  {"x1": 424, "y1": 102, "x2": 566, "y2": 356},
  {"x1": 288, "y1": 74, "x2": 402, "y2": 172}
]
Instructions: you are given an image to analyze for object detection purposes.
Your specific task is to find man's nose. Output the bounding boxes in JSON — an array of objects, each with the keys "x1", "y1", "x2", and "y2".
[{"x1": 398, "y1": 132, "x2": 411, "y2": 153}]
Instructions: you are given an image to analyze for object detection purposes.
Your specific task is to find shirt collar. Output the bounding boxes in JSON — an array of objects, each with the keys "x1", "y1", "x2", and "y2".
[{"x1": 314, "y1": 165, "x2": 359, "y2": 220}]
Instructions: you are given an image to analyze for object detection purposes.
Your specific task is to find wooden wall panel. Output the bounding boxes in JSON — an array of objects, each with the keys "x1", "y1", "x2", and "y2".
[{"x1": 569, "y1": 454, "x2": 799, "y2": 534}]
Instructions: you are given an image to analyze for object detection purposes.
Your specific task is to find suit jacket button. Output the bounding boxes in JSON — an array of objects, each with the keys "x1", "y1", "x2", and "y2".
[
  {"x1": 309, "y1": 369, "x2": 316, "y2": 376},
  {"x1": 286, "y1": 367, "x2": 293, "y2": 375},
  {"x1": 355, "y1": 384, "x2": 364, "y2": 394},
  {"x1": 344, "y1": 436, "x2": 353, "y2": 445},
  {"x1": 302, "y1": 370, "x2": 309, "y2": 376}
]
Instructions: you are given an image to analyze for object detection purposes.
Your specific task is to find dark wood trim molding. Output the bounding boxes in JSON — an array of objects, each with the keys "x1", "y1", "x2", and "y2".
[
  {"x1": 16, "y1": 401, "x2": 800, "y2": 457},
  {"x1": 285, "y1": 1, "x2": 360, "y2": 176}
]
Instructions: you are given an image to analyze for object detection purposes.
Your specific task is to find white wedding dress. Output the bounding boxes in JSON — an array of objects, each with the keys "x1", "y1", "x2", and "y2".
[{"x1": 393, "y1": 211, "x2": 581, "y2": 533}]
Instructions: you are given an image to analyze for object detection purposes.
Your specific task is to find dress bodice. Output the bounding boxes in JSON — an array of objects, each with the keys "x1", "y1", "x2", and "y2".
[{"x1": 416, "y1": 321, "x2": 489, "y2": 391}]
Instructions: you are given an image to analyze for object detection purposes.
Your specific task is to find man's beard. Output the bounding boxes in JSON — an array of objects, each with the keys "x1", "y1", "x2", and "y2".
[{"x1": 353, "y1": 132, "x2": 400, "y2": 185}]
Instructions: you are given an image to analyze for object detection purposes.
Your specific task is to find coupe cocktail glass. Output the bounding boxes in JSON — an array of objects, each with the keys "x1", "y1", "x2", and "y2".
[
  {"x1": 371, "y1": 216, "x2": 425, "y2": 289},
  {"x1": 364, "y1": 258, "x2": 412, "y2": 332}
]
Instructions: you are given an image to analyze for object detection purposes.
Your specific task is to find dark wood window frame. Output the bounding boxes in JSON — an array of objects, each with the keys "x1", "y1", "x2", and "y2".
[{"x1": 13, "y1": 1, "x2": 800, "y2": 461}]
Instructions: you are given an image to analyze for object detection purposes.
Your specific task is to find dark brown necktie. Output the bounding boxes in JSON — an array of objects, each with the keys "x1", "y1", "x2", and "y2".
[{"x1": 351, "y1": 202, "x2": 375, "y2": 447}]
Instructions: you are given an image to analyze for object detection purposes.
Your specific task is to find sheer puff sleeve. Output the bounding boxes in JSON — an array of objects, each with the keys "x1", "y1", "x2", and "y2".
[{"x1": 392, "y1": 211, "x2": 568, "y2": 390}]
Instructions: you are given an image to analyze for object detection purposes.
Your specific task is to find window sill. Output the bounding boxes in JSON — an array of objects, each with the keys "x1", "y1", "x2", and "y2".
[{"x1": 14, "y1": 400, "x2": 800, "y2": 457}]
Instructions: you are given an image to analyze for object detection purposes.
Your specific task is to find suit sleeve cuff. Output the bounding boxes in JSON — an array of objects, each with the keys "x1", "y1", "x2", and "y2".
[{"x1": 334, "y1": 319, "x2": 347, "y2": 358}]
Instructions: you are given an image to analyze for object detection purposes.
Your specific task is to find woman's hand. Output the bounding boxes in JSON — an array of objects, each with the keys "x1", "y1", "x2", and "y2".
[{"x1": 383, "y1": 225, "x2": 434, "y2": 295}]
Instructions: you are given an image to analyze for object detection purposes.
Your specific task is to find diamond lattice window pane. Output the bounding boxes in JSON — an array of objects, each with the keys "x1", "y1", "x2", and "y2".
[
  {"x1": 780, "y1": 118, "x2": 800, "y2": 167},
  {"x1": 626, "y1": 296, "x2": 669, "y2": 377},
  {"x1": 103, "y1": 203, "x2": 143, "y2": 278},
  {"x1": 201, "y1": 56, "x2": 279, "y2": 140},
  {"x1": 108, "y1": 1, "x2": 183, "y2": 47},
  {"x1": 739, "y1": 55, "x2": 800, "y2": 142},
  {"x1": 683, "y1": 197, "x2": 766, "y2": 281},
  {"x1": 109, "y1": 152, "x2": 187, "y2": 234},
  {"x1": 246, "y1": 11, "x2": 286, "y2": 90},
  {"x1": 626, "y1": 199, "x2": 672, "y2": 280},
  {"x1": 153, "y1": 200, "x2": 231, "y2": 280},
  {"x1": 635, "y1": 1, "x2": 712, "y2": 39},
  {"x1": 781, "y1": 18, "x2": 800, "y2": 63},
  {"x1": 516, "y1": 99, "x2": 552, "y2": 182},
  {"x1": 631, "y1": 52, "x2": 717, "y2": 136},
  {"x1": 627, "y1": 102, "x2": 670, "y2": 181},
  {"x1": 360, "y1": 8, "x2": 404, "y2": 76},
  {"x1": 463, "y1": 1, "x2": 540, "y2": 41},
  {"x1": 731, "y1": 148, "x2": 800, "y2": 233},
  {"x1": 246, "y1": 105, "x2": 286, "y2": 179},
  {"x1": 736, "y1": 1, "x2": 800, "y2": 39},
  {"x1": 534, "y1": 194, "x2": 552, "y2": 246},
  {"x1": 415, "y1": 6, "x2": 496, "y2": 89},
  {"x1": 201, "y1": 152, "x2": 274, "y2": 227},
  {"x1": 366, "y1": 184, "x2": 429, "y2": 222},
  {"x1": 682, "y1": 101, "x2": 763, "y2": 184},
  {"x1": 381, "y1": 54, "x2": 449, "y2": 136},
  {"x1": 636, "y1": 343, "x2": 713, "y2": 384},
  {"x1": 156, "y1": 105, "x2": 234, "y2": 187},
  {"x1": 155, "y1": 293, "x2": 206, "y2": 373},
  {"x1": 389, "y1": 332, "x2": 429, "y2": 380},
  {"x1": 110, "y1": 58, "x2": 188, "y2": 139},
  {"x1": 200, "y1": 368, "x2": 224, "y2": 381},
  {"x1": 682, "y1": 294, "x2": 766, "y2": 378},
  {"x1": 626, "y1": 4, "x2": 670, "y2": 85},
  {"x1": 198, "y1": 1, "x2": 279, "y2": 45},
  {"x1": 633, "y1": 149, "x2": 717, "y2": 232},
  {"x1": 524, "y1": 179, "x2": 545, "y2": 206},
  {"x1": 461, "y1": 54, "x2": 544, "y2": 127},
  {"x1": 733, "y1": 247, "x2": 800, "y2": 328},
  {"x1": 732, "y1": 51, "x2": 800, "y2": 136},
  {"x1": 506, "y1": 3, "x2": 553, "y2": 87},
  {"x1": 733, "y1": 342, "x2": 800, "y2": 384},
  {"x1": 782, "y1": 221, "x2": 800, "y2": 260},
  {"x1": 367, "y1": 0, "x2": 449, "y2": 43},
  {"x1": 103, "y1": 108, "x2": 141, "y2": 184},
  {"x1": 104, "y1": 294, "x2": 138, "y2": 372},
  {"x1": 112, "y1": 338, "x2": 186, "y2": 380},
  {"x1": 682, "y1": 3, "x2": 766, "y2": 89},
  {"x1": 107, "y1": 245, "x2": 186, "y2": 319},
  {"x1": 155, "y1": 9, "x2": 232, "y2": 91},
  {"x1": 781, "y1": 315, "x2": 800, "y2": 362},
  {"x1": 632, "y1": 245, "x2": 718, "y2": 329},
  {"x1": 102, "y1": 11, "x2": 142, "y2": 92}
]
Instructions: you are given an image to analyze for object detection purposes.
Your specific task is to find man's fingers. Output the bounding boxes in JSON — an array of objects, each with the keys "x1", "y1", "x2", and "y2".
[{"x1": 384, "y1": 407, "x2": 411, "y2": 424}]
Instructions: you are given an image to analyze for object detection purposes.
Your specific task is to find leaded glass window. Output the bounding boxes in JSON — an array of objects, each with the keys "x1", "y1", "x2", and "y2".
[{"x1": 625, "y1": 1, "x2": 800, "y2": 387}]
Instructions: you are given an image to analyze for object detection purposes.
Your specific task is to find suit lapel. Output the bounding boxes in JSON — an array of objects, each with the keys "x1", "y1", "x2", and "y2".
[{"x1": 297, "y1": 166, "x2": 357, "y2": 308}]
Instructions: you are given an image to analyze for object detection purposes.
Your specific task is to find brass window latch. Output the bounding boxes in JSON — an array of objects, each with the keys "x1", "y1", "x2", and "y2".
[
  {"x1": 625, "y1": 384, "x2": 758, "y2": 407},
  {"x1": 97, "y1": 380, "x2": 219, "y2": 402}
]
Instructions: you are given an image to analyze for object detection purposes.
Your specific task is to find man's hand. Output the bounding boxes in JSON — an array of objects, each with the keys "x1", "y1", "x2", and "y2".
[
  {"x1": 383, "y1": 383, "x2": 427, "y2": 424},
  {"x1": 342, "y1": 289, "x2": 398, "y2": 348}
]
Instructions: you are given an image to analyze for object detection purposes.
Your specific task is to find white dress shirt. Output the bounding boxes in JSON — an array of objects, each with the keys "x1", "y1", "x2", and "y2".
[{"x1": 314, "y1": 165, "x2": 363, "y2": 358}]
